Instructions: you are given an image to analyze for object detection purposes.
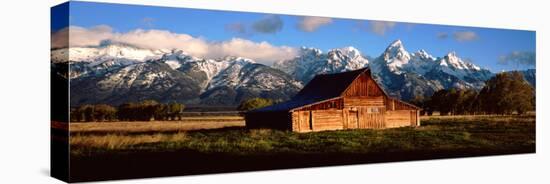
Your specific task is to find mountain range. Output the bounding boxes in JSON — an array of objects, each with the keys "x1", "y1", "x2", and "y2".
[{"x1": 51, "y1": 40, "x2": 535, "y2": 106}]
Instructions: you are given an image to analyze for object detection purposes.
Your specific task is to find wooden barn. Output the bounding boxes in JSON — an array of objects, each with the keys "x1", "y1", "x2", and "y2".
[{"x1": 245, "y1": 67, "x2": 420, "y2": 132}]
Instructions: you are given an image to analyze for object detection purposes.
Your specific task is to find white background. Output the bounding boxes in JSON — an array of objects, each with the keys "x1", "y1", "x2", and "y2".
[{"x1": 0, "y1": 0, "x2": 548, "y2": 183}]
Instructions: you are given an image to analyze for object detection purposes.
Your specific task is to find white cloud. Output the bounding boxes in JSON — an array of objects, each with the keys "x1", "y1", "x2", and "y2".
[
  {"x1": 51, "y1": 25, "x2": 298, "y2": 65},
  {"x1": 297, "y1": 16, "x2": 332, "y2": 32},
  {"x1": 112, "y1": 29, "x2": 211, "y2": 57},
  {"x1": 453, "y1": 31, "x2": 479, "y2": 42},
  {"x1": 210, "y1": 38, "x2": 296, "y2": 64},
  {"x1": 369, "y1": 20, "x2": 397, "y2": 36},
  {"x1": 51, "y1": 25, "x2": 114, "y2": 49}
]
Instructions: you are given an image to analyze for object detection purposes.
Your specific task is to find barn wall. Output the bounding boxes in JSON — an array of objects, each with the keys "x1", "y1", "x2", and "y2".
[
  {"x1": 385, "y1": 110, "x2": 416, "y2": 128},
  {"x1": 293, "y1": 107, "x2": 395, "y2": 132},
  {"x1": 292, "y1": 109, "x2": 345, "y2": 132},
  {"x1": 312, "y1": 110, "x2": 344, "y2": 131},
  {"x1": 289, "y1": 96, "x2": 420, "y2": 132},
  {"x1": 344, "y1": 96, "x2": 384, "y2": 107},
  {"x1": 245, "y1": 111, "x2": 292, "y2": 130}
]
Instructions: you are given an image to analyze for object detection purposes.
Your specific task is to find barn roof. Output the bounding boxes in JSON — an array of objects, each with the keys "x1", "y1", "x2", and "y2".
[
  {"x1": 248, "y1": 97, "x2": 326, "y2": 112},
  {"x1": 251, "y1": 68, "x2": 369, "y2": 112},
  {"x1": 292, "y1": 68, "x2": 369, "y2": 102}
]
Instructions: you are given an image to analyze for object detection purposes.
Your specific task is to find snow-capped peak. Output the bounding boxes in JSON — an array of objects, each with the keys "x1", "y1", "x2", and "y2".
[
  {"x1": 413, "y1": 49, "x2": 436, "y2": 61},
  {"x1": 272, "y1": 46, "x2": 369, "y2": 83},
  {"x1": 383, "y1": 39, "x2": 410, "y2": 61},
  {"x1": 446, "y1": 51, "x2": 458, "y2": 59},
  {"x1": 299, "y1": 46, "x2": 323, "y2": 55},
  {"x1": 377, "y1": 39, "x2": 411, "y2": 74},
  {"x1": 334, "y1": 46, "x2": 362, "y2": 60},
  {"x1": 327, "y1": 46, "x2": 369, "y2": 66},
  {"x1": 389, "y1": 39, "x2": 403, "y2": 48},
  {"x1": 441, "y1": 51, "x2": 469, "y2": 70},
  {"x1": 51, "y1": 43, "x2": 166, "y2": 63},
  {"x1": 433, "y1": 51, "x2": 488, "y2": 81},
  {"x1": 443, "y1": 52, "x2": 482, "y2": 71}
]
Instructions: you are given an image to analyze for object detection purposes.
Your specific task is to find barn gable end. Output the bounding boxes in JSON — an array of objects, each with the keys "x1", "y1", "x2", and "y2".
[{"x1": 342, "y1": 69, "x2": 386, "y2": 98}]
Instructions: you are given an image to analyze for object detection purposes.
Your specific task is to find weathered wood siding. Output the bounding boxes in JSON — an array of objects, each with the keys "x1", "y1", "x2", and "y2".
[
  {"x1": 344, "y1": 96, "x2": 384, "y2": 107},
  {"x1": 292, "y1": 110, "x2": 345, "y2": 132},
  {"x1": 344, "y1": 110, "x2": 358, "y2": 129},
  {"x1": 312, "y1": 110, "x2": 344, "y2": 131},
  {"x1": 340, "y1": 71, "x2": 389, "y2": 130},
  {"x1": 343, "y1": 71, "x2": 385, "y2": 97},
  {"x1": 292, "y1": 111, "x2": 314, "y2": 132},
  {"x1": 385, "y1": 110, "x2": 416, "y2": 128},
  {"x1": 292, "y1": 107, "x2": 418, "y2": 131},
  {"x1": 355, "y1": 106, "x2": 385, "y2": 129}
]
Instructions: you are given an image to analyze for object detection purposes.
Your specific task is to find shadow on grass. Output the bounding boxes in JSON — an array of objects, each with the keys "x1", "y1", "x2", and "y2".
[{"x1": 69, "y1": 146, "x2": 534, "y2": 182}]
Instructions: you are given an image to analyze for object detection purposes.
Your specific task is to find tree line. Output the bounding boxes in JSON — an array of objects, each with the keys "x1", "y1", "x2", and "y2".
[
  {"x1": 70, "y1": 100, "x2": 185, "y2": 122},
  {"x1": 410, "y1": 71, "x2": 535, "y2": 115},
  {"x1": 237, "y1": 97, "x2": 274, "y2": 111}
]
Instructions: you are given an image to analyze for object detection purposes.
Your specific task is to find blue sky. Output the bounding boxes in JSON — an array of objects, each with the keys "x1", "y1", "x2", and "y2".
[{"x1": 54, "y1": 1, "x2": 536, "y2": 72}]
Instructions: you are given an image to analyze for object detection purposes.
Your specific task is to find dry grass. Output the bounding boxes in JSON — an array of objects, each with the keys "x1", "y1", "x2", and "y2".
[
  {"x1": 71, "y1": 132, "x2": 188, "y2": 150},
  {"x1": 70, "y1": 116, "x2": 245, "y2": 134}
]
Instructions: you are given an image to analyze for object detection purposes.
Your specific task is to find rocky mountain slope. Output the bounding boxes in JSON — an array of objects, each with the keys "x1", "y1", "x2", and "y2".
[
  {"x1": 52, "y1": 44, "x2": 302, "y2": 106},
  {"x1": 52, "y1": 40, "x2": 534, "y2": 106}
]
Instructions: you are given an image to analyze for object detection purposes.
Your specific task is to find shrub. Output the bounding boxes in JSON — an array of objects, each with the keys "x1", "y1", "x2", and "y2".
[{"x1": 238, "y1": 98, "x2": 273, "y2": 111}]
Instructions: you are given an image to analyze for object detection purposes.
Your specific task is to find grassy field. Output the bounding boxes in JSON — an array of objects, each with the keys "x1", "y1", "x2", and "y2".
[
  {"x1": 70, "y1": 115, "x2": 534, "y2": 155},
  {"x1": 65, "y1": 115, "x2": 535, "y2": 182}
]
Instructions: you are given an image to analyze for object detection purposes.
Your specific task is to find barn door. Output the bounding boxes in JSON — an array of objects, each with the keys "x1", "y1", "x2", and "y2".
[
  {"x1": 359, "y1": 107, "x2": 385, "y2": 129},
  {"x1": 347, "y1": 110, "x2": 359, "y2": 129},
  {"x1": 298, "y1": 111, "x2": 312, "y2": 131}
]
